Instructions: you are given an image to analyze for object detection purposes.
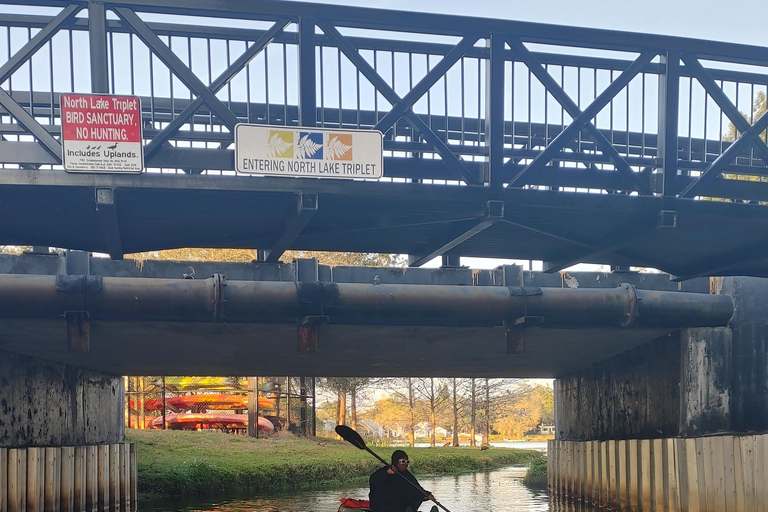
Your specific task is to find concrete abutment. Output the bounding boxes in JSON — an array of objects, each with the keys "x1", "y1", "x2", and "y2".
[
  {"x1": 0, "y1": 351, "x2": 136, "y2": 512},
  {"x1": 551, "y1": 276, "x2": 768, "y2": 511}
]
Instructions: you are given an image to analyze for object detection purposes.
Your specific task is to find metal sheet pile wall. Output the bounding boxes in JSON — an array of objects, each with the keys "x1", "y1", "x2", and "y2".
[
  {"x1": 0, "y1": 444, "x2": 137, "y2": 512},
  {"x1": 548, "y1": 434, "x2": 768, "y2": 512}
]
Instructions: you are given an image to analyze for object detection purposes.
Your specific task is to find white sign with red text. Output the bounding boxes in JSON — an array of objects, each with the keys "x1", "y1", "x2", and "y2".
[{"x1": 60, "y1": 93, "x2": 143, "y2": 173}]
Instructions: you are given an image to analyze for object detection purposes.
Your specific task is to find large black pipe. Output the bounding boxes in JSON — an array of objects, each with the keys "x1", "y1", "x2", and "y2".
[{"x1": 0, "y1": 274, "x2": 733, "y2": 328}]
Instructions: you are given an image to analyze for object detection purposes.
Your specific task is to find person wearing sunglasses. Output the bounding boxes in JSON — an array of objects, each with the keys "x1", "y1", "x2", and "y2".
[{"x1": 369, "y1": 449, "x2": 437, "y2": 512}]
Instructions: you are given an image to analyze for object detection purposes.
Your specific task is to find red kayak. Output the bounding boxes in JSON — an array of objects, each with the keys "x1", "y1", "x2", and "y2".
[
  {"x1": 338, "y1": 498, "x2": 371, "y2": 512},
  {"x1": 143, "y1": 394, "x2": 274, "y2": 411},
  {"x1": 148, "y1": 413, "x2": 274, "y2": 431}
]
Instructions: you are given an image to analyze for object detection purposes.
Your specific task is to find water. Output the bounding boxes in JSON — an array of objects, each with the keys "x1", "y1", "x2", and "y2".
[{"x1": 140, "y1": 465, "x2": 596, "y2": 512}]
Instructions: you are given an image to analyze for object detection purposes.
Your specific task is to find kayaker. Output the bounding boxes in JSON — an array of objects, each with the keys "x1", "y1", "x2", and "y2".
[{"x1": 369, "y1": 450, "x2": 437, "y2": 512}]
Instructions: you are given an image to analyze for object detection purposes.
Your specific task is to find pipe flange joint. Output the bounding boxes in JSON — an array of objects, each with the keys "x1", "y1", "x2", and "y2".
[
  {"x1": 619, "y1": 283, "x2": 638, "y2": 327},
  {"x1": 212, "y1": 273, "x2": 227, "y2": 322}
]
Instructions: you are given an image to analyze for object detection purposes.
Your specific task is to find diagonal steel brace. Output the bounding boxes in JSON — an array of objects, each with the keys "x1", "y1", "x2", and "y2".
[
  {"x1": 114, "y1": 7, "x2": 241, "y2": 131},
  {"x1": 680, "y1": 110, "x2": 768, "y2": 198},
  {"x1": 318, "y1": 20, "x2": 481, "y2": 185},
  {"x1": 144, "y1": 18, "x2": 291, "y2": 158},
  {"x1": 506, "y1": 38, "x2": 654, "y2": 195},
  {"x1": 682, "y1": 53, "x2": 768, "y2": 166},
  {"x1": 0, "y1": 4, "x2": 82, "y2": 161},
  {"x1": 373, "y1": 35, "x2": 479, "y2": 134}
]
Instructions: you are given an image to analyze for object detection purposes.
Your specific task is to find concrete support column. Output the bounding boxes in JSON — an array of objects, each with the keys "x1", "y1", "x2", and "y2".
[{"x1": 0, "y1": 351, "x2": 123, "y2": 447}]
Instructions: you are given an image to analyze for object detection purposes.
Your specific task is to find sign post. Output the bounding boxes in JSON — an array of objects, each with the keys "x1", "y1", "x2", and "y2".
[
  {"x1": 235, "y1": 124, "x2": 383, "y2": 179},
  {"x1": 60, "y1": 93, "x2": 143, "y2": 173}
]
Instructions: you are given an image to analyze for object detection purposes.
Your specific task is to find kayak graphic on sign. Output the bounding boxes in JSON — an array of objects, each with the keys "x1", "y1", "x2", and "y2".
[{"x1": 236, "y1": 124, "x2": 382, "y2": 179}]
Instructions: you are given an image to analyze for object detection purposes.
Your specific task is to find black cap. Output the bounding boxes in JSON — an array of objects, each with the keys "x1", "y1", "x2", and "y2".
[{"x1": 391, "y1": 449, "x2": 408, "y2": 465}]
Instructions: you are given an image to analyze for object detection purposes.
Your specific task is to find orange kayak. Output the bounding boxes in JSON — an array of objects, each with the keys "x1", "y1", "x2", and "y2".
[
  {"x1": 144, "y1": 394, "x2": 274, "y2": 411},
  {"x1": 148, "y1": 413, "x2": 274, "y2": 431}
]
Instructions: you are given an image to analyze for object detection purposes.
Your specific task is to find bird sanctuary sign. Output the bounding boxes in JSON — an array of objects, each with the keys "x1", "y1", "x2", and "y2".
[
  {"x1": 235, "y1": 124, "x2": 383, "y2": 179},
  {"x1": 60, "y1": 93, "x2": 144, "y2": 173}
]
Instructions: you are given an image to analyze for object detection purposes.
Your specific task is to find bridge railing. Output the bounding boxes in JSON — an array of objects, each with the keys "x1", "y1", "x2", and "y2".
[{"x1": 2, "y1": 0, "x2": 768, "y2": 201}]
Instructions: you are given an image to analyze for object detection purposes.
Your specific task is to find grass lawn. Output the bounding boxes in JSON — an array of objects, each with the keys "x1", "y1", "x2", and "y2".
[{"x1": 128, "y1": 429, "x2": 540, "y2": 497}]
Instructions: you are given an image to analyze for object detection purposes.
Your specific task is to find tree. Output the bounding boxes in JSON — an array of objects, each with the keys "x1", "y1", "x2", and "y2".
[
  {"x1": 407, "y1": 378, "x2": 416, "y2": 447},
  {"x1": 470, "y1": 378, "x2": 477, "y2": 447},
  {"x1": 320, "y1": 377, "x2": 372, "y2": 430},
  {"x1": 451, "y1": 378, "x2": 460, "y2": 446},
  {"x1": 724, "y1": 91, "x2": 767, "y2": 143},
  {"x1": 126, "y1": 248, "x2": 405, "y2": 267},
  {"x1": 492, "y1": 384, "x2": 555, "y2": 439},
  {"x1": 366, "y1": 395, "x2": 411, "y2": 437},
  {"x1": 315, "y1": 400, "x2": 339, "y2": 423},
  {"x1": 483, "y1": 378, "x2": 490, "y2": 445},
  {"x1": 0, "y1": 246, "x2": 26, "y2": 255},
  {"x1": 413, "y1": 378, "x2": 450, "y2": 447}
]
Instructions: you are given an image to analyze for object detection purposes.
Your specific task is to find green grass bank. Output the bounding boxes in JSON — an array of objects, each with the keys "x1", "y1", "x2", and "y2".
[
  {"x1": 522, "y1": 455, "x2": 547, "y2": 487},
  {"x1": 127, "y1": 429, "x2": 540, "y2": 498}
]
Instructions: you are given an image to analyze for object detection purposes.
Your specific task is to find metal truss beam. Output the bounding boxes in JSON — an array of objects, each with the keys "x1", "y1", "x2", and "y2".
[
  {"x1": 672, "y1": 239, "x2": 768, "y2": 281},
  {"x1": 307, "y1": 207, "x2": 489, "y2": 237},
  {"x1": 260, "y1": 194, "x2": 318, "y2": 263},
  {"x1": 408, "y1": 200, "x2": 504, "y2": 267},
  {"x1": 9, "y1": 0, "x2": 767, "y2": 67},
  {"x1": 500, "y1": 217, "x2": 594, "y2": 248},
  {"x1": 144, "y1": 18, "x2": 290, "y2": 158},
  {"x1": 318, "y1": 20, "x2": 481, "y2": 185},
  {"x1": 114, "y1": 7, "x2": 241, "y2": 131},
  {"x1": 542, "y1": 215, "x2": 664, "y2": 273},
  {"x1": 680, "y1": 111, "x2": 768, "y2": 198},
  {"x1": 682, "y1": 53, "x2": 768, "y2": 166},
  {"x1": 506, "y1": 38, "x2": 654, "y2": 195}
]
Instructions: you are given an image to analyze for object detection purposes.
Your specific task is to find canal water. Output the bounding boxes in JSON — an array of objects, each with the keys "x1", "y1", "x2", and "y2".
[{"x1": 141, "y1": 465, "x2": 596, "y2": 512}]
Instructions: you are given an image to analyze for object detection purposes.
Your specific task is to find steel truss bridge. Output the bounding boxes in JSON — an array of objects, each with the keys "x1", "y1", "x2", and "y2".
[{"x1": 2, "y1": 0, "x2": 768, "y2": 279}]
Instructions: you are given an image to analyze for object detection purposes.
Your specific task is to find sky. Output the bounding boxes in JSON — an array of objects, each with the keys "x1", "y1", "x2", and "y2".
[{"x1": 299, "y1": 0, "x2": 767, "y2": 48}]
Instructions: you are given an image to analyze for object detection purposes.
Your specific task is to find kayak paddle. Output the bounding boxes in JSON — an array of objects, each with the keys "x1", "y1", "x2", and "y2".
[{"x1": 335, "y1": 425, "x2": 453, "y2": 512}]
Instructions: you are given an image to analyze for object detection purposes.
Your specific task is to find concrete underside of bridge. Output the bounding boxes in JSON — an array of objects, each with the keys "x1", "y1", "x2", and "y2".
[{"x1": 0, "y1": 321, "x2": 675, "y2": 378}]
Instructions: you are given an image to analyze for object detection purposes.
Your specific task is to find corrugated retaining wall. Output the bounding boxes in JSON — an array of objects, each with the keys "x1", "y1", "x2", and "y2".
[
  {"x1": 0, "y1": 444, "x2": 136, "y2": 512},
  {"x1": 548, "y1": 434, "x2": 768, "y2": 511}
]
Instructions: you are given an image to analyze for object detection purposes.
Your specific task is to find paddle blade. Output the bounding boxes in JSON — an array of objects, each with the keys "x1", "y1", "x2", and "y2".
[{"x1": 335, "y1": 425, "x2": 367, "y2": 450}]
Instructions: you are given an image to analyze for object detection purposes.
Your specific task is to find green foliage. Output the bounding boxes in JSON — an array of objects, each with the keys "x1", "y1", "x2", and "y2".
[
  {"x1": 126, "y1": 248, "x2": 405, "y2": 267},
  {"x1": 127, "y1": 429, "x2": 540, "y2": 498},
  {"x1": 0, "y1": 246, "x2": 27, "y2": 255},
  {"x1": 522, "y1": 455, "x2": 548, "y2": 487},
  {"x1": 493, "y1": 384, "x2": 554, "y2": 439}
]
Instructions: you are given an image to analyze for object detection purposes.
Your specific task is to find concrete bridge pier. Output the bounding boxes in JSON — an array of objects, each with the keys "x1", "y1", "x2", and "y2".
[
  {"x1": 549, "y1": 276, "x2": 768, "y2": 511},
  {"x1": 0, "y1": 351, "x2": 136, "y2": 512}
]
